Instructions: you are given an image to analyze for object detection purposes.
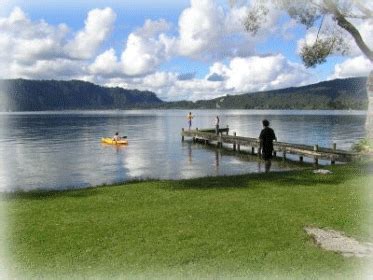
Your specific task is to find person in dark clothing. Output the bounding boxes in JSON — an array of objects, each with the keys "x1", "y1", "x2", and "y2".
[{"x1": 259, "y1": 119, "x2": 277, "y2": 172}]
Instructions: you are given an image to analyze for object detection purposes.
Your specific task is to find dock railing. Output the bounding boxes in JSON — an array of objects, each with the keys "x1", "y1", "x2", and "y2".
[{"x1": 181, "y1": 127, "x2": 359, "y2": 164}]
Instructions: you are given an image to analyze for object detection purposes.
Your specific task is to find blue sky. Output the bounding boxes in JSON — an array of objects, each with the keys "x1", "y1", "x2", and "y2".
[{"x1": 0, "y1": 0, "x2": 371, "y2": 101}]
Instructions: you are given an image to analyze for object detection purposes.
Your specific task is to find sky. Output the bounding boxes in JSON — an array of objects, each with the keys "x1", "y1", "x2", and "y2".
[{"x1": 0, "y1": 0, "x2": 372, "y2": 101}]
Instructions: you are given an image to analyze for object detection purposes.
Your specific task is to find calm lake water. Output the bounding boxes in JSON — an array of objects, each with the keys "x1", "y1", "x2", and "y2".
[{"x1": 0, "y1": 110, "x2": 366, "y2": 192}]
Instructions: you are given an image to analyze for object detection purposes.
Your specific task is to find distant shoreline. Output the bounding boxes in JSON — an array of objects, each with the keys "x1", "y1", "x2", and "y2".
[
  {"x1": 0, "y1": 108, "x2": 368, "y2": 114},
  {"x1": 0, "y1": 77, "x2": 368, "y2": 111}
]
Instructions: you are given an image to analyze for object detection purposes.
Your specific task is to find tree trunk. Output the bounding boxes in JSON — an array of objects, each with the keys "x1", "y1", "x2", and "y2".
[{"x1": 366, "y1": 71, "x2": 373, "y2": 139}]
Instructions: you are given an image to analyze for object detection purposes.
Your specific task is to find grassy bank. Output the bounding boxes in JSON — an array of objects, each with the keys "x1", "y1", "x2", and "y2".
[{"x1": 2, "y1": 162, "x2": 373, "y2": 279}]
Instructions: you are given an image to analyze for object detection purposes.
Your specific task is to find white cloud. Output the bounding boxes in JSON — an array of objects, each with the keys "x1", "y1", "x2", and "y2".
[
  {"x1": 65, "y1": 7, "x2": 116, "y2": 60},
  {"x1": 0, "y1": 3, "x2": 327, "y2": 102},
  {"x1": 120, "y1": 19, "x2": 173, "y2": 76},
  {"x1": 208, "y1": 54, "x2": 313, "y2": 93},
  {"x1": 9, "y1": 59, "x2": 84, "y2": 80},
  {"x1": 348, "y1": 18, "x2": 373, "y2": 57},
  {"x1": 176, "y1": 0, "x2": 272, "y2": 60},
  {"x1": 13, "y1": 36, "x2": 65, "y2": 64},
  {"x1": 112, "y1": 0, "x2": 270, "y2": 76},
  {"x1": 142, "y1": 72, "x2": 177, "y2": 89},
  {"x1": 87, "y1": 0, "x2": 289, "y2": 93},
  {"x1": 136, "y1": 18, "x2": 170, "y2": 37},
  {"x1": 88, "y1": 48, "x2": 121, "y2": 77},
  {"x1": 0, "y1": 33, "x2": 14, "y2": 63},
  {"x1": 177, "y1": 0, "x2": 225, "y2": 57},
  {"x1": 329, "y1": 56, "x2": 372, "y2": 79},
  {"x1": 89, "y1": 19, "x2": 174, "y2": 77},
  {"x1": 174, "y1": 79, "x2": 225, "y2": 100},
  {"x1": 101, "y1": 54, "x2": 314, "y2": 101},
  {"x1": 0, "y1": 7, "x2": 69, "y2": 66},
  {"x1": 120, "y1": 32, "x2": 166, "y2": 76},
  {"x1": 101, "y1": 71, "x2": 225, "y2": 101},
  {"x1": 0, "y1": 7, "x2": 115, "y2": 79},
  {"x1": 0, "y1": 6, "x2": 27, "y2": 24}
]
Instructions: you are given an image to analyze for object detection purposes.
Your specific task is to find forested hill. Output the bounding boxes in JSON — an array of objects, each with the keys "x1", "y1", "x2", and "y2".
[
  {"x1": 0, "y1": 77, "x2": 368, "y2": 111},
  {"x1": 0, "y1": 79, "x2": 163, "y2": 111},
  {"x1": 160, "y1": 77, "x2": 368, "y2": 110}
]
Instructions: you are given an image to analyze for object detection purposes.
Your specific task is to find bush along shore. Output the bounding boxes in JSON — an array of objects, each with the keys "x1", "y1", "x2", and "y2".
[{"x1": 1, "y1": 161, "x2": 373, "y2": 279}]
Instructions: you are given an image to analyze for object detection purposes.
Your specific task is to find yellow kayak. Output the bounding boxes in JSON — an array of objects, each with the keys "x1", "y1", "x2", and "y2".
[{"x1": 101, "y1": 138, "x2": 128, "y2": 145}]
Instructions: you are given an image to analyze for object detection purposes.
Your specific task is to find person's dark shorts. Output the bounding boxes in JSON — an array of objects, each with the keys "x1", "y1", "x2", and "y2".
[{"x1": 262, "y1": 151, "x2": 273, "y2": 160}]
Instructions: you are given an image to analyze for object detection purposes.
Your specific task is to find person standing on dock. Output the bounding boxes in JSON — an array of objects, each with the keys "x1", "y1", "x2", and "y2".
[
  {"x1": 215, "y1": 115, "x2": 220, "y2": 135},
  {"x1": 187, "y1": 112, "x2": 194, "y2": 130},
  {"x1": 259, "y1": 119, "x2": 277, "y2": 172}
]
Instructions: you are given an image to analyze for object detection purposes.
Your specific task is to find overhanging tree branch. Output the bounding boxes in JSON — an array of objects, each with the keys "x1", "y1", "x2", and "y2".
[
  {"x1": 334, "y1": 13, "x2": 373, "y2": 61},
  {"x1": 324, "y1": 0, "x2": 373, "y2": 62}
]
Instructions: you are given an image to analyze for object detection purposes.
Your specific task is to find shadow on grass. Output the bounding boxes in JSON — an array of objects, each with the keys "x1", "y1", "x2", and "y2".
[
  {"x1": 1, "y1": 187, "x2": 103, "y2": 201},
  {"x1": 2, "y1": 162, "x2": 366, "y2": 200},
  {"x1": 1, "y1": 178, "x2": 161, "y2": 201},
  {"x1": 165, "y1": 168, "x2": 354, "y2": 191}
]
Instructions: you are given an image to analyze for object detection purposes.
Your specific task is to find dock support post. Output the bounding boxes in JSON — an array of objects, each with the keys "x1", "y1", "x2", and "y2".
[
  {"x1": 233, "y1": 132, "x2": 237, "y2": 151},
  {"x1": 314, "y1": 145, "x2": 319, "y2": 165},
  {"x1": 226, "y1": 125, "x2": 229, "y2": 135},
  {"x1": 183, "y1": 127, "x2": 354, "y2": 165},
  {"x1": 331, "y1": 143, "x2": 336, "y2": 164}
]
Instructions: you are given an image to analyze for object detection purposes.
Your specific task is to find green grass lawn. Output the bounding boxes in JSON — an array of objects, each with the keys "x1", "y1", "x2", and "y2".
[{"x1": 1, "y1": 162, "x2": 373, "y2": 279}]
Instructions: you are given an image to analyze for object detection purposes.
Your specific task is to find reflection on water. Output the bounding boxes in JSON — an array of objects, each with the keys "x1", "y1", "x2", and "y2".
[{"x1": 0, "y1": 110, "x2": 366, "y2": 192}]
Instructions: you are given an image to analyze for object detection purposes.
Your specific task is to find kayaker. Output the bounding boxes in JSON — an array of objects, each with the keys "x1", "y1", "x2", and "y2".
[{"x1": 112, "y1": 132, "x2": 121, "y2": 141}]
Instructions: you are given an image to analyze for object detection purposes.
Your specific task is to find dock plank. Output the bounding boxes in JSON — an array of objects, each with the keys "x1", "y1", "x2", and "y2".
[{"x1": 182, "y1": 128, "x2": 359, "y2": 163}]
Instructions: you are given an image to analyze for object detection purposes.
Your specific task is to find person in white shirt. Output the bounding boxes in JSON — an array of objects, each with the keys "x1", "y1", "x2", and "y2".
[
  {"x1": 187, "y1": 112, "x2": 194, "y2": 129},
  {"x1": 112, "y1": 132, "x2": 121, "y2": 141},
  {"x1": 215, "y1": 116, "x2": 220, "y2": 135}
]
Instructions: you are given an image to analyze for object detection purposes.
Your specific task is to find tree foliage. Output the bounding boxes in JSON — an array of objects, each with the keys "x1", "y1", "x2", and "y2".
[
  {"x1": 240, "y1": 0, "x2": 373, "y2": 67},
  {"x1": 243, "y1": 4, "x2": 269, "y2": 34},
  {"x1": 160, "y1": 77, "x2": 367, "y2": 110},
  {"x1": 0, "y1": 79, "x2": 163, "y2": 111}
]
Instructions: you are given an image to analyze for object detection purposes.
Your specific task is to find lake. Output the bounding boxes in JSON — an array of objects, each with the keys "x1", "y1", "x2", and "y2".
[{"x1": 0, "y1": 110, "x2": 366, "y2": 192}]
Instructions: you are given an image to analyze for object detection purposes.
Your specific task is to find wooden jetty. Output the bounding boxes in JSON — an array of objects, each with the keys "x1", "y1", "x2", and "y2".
[{"x1": 181, "y1": 127, "x2": 359, "y2": 164}]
